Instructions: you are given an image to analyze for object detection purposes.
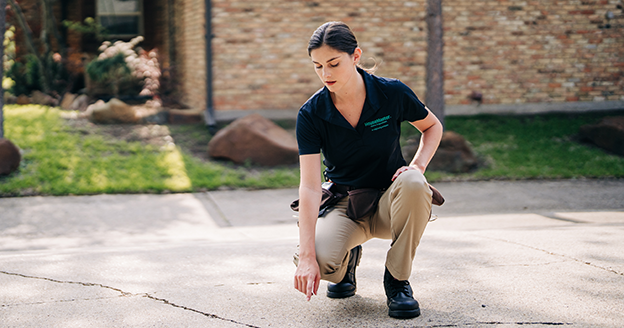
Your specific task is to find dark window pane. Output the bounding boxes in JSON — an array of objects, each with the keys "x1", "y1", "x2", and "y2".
[
  {"x1": 101, "y1": 16, "x2": 139, "y2": 35},
  {"x1": 98, "y1": 0, "x2": 139, "y2": 14}
]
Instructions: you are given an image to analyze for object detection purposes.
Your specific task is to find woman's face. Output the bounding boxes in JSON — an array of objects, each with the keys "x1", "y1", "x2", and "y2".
[{"x1": 310, "y1": 45, "x2": 361, "y2": 94}]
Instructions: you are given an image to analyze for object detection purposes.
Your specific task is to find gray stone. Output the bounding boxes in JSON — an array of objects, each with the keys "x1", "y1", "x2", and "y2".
[
  {"x1": 0, "y1": 138, "x2": 21, "y2": 175},
  {"x1": 87, "y1": 98, "x2": 139, "y2": 124},
  {"x1": 580, "y1": 116, "x2": 624, "y2": 156},
  {"x1": 208, "y1": 113, "x2": 298, "y2": 166},
  {"x1": 30, "y1": 90, "x2": 58, "y2": 107},
  {"x1": 70, "y1": 94, "x2": 91, "y2": 112},
  {"x1": 60, "y1": 93, "x2": 77, "y2": 110}
]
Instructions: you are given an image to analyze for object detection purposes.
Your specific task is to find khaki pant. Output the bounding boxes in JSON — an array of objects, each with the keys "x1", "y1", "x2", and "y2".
[{"x1": 314, "y1": 170, "x2": 432, "y2": 283}]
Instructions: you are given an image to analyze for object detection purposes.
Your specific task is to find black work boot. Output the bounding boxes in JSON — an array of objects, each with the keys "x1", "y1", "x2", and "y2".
[
  {"x1": 384, "y1": 267, "x2": 420, "y2": 319},
  {"x1": 326, "y1": 245, "x2": 362, "y2": 298}
]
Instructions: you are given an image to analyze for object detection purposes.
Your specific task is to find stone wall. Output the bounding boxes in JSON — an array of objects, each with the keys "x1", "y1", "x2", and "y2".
[{"x1": 200, "y1": 0, "x2": 624, "y2": 112}]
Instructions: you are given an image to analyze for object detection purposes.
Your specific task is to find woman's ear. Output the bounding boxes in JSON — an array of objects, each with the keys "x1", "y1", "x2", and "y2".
[{"x1": 353, "y1": 47, "x2": 362, "y2": 66}]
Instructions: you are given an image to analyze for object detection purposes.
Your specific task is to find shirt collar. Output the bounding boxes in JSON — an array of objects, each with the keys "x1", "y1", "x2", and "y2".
[{"x1": 315, "y1": 67, "x2": 387, "y2": 127}]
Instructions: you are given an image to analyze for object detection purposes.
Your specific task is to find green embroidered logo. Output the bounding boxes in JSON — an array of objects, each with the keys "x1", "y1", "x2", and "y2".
[{"x1": 364, "y1": 115, "x2": 391, "y2": 131}]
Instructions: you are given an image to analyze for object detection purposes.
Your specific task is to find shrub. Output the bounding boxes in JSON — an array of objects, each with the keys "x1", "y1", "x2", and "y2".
[{"x1": 86, "y1": 36, "x2": 161, "y2": 98}]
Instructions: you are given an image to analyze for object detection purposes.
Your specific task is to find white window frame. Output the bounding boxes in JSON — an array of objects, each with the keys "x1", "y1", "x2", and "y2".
[{"x1": 96, "y1": 0, "x2": 144, "y2": 39}]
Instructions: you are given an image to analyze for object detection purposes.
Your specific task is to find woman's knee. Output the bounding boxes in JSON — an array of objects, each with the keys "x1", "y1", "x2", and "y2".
[
  {"x1": 315, "y1": 242, "x2": 346, "y2": 278},
  {"x1": 393, "y1": 170, "x2": 429, "y2": 196}
]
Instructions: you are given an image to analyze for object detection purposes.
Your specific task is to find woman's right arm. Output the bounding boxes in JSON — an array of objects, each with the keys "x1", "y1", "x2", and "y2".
[{"x1": 294, "y1": 153, "x2": 323, "y2": 301}]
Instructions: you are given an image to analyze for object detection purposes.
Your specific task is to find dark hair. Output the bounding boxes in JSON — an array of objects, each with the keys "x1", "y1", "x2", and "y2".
[{"x1": 307, "y1": 21, "x2": 358, "y2": 56}]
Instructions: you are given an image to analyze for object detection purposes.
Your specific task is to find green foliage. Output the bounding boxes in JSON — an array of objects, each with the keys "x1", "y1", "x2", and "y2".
[
  {"x1": 5, "y1": 55, "x2": 40, "y2": 96},
  {"x1": 85, "y1": 53, "x2": 137, "y2": 96},
  {"x1": 86, "y1": 52, "x2": 130, "y2": 83},
  {"x1": 5, "y1": 53, "x2": 68, "y2": 97},
  {"x1": 62, "y1": 17, "x2": 109, "y2": 40}
]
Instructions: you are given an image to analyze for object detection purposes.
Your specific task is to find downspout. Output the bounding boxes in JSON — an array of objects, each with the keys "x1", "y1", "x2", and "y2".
[{"x1": 204, "y1": 0, "x2": 217, "y2": 133}]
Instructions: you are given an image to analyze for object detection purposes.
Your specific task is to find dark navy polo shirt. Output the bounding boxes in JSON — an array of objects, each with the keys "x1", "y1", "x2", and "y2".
[{"x1": 296, "y1": 68, "x2": 429, "y2": 189}]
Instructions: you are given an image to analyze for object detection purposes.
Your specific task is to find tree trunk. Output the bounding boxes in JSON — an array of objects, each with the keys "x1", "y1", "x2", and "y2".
[
  {"x1": 425, "y1": 0, "x2": 445, "y2": 127},
  {"x1": 1, "y1": 0, "x2": 6, "y2": 139}
]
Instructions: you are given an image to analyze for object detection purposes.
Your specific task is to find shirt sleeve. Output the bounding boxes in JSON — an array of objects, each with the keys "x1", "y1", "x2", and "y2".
[
  {"x1": 296, "y1": 109, "x2": 322, "y2": 155},
  {"x1": 398, "y1": 82, "x2": 429, "y2": 122}
]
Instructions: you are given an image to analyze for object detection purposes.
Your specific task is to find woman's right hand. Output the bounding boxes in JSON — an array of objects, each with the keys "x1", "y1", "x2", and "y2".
[
  {"x1": 295, "y1": 154, "x2": 323, "y2": 301},
  {"x1": 294, "y1": 257, "x2": 321, "y2": 301}
]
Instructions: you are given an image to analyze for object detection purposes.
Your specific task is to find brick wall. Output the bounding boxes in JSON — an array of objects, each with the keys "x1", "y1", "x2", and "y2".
[
  {"x1": 210, "y1": 0, "x2": 430, "y2": 110},
  {"x1": 173, "y1": 0, "x2": 207, "y2": 110},
  {"x1": 7, "y1": 0, "x2": 623, "y2": 112},
  {"x1": 443, "y1": 0, "x2": 624, "y2": 106},
  {"x1": 200, "y1": 0, "x2": 624, "y2": 112}
]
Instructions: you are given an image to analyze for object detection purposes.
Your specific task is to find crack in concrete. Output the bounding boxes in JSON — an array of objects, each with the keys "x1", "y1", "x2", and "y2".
[
  {"x1": 421, "y1": 322, "x2": 572, "y2": 327},
  {"x1": 481, "y1": 237, "x2": 624, "y2": 276},
  {"x1": 142, "y1": 294, "x2": 261, "y2": 328},
  {"x1": 1, "y1": 295, "x2": 128, "y2": 307},
  {"x1": 0, "y1": 270, "x2": 261, "y2": 328},
  {"x1": 0, "y1": 270, "x2": 135, "y2": 296}
]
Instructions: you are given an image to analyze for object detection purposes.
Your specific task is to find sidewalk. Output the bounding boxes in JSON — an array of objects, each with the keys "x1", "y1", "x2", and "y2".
[{"x1": 1, "y1": 179, "x2": 623, "y2": 327}]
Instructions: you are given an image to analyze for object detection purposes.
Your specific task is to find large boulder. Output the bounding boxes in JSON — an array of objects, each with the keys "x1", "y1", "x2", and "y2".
[
  {"x1": 208, "y1": 114, "x2": 299, "y2": 166},
  {"x1": 403, "y1": 131, "x2": 479, "y2": 173},
  {"x1": 0, "y1": 139, "x2": 21, "y2": 175},
  {"x1": 579, "y1": 116, "x2": 624, "y2": 156},
  {"x1": 87, "y1": 98, "x2": 139, "y2": 123},
  {"x1": 430, "y1": 131, "x2": 479, "y2": 173}
]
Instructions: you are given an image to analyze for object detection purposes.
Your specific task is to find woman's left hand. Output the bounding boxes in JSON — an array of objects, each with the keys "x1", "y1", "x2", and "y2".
[{"x1": 392, "y1": 165, "x2": 423, "y2": 181}]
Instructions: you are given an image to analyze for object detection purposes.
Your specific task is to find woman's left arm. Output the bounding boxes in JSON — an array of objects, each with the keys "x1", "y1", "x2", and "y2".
[
  {"x1": 392, "y1": 108, "x2": 443, "y2": 180},
  {"x1": 409, "y1": 108, "x2": 443, "y2": 173}
]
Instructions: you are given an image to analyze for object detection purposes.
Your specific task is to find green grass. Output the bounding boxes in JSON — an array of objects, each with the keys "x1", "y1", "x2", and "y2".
[
  {"x1": 1, "y1": 105, "x2": 622, "y2": 196},
  {"x1": 402, "y1": 111, "x2": 624, "y2": 181},
  {"x1": 0, "y1": 105, "x2": 299, "y2": 196}
]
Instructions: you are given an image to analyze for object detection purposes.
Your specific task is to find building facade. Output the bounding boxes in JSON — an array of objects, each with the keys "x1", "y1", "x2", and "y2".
[{"x1": 7, "y1": 0, "x2": 624, "y2": 115}]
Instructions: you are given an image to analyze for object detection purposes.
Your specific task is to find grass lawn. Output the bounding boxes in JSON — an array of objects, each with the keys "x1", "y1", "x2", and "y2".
[
  {"x1": 1, "y1": 104, "x2": 622, "y2": 196},
  {"x1": 402, "y1": 111, "x2": 624, "y2": 182},
  {"x1": 0, "y1": 105, "x2": 298, "y2": 196}
]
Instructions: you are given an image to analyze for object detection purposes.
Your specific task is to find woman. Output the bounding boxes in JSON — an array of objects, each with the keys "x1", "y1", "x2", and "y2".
[{"x1": 293, "y1": 21, "x2": 443, "y2": 319}]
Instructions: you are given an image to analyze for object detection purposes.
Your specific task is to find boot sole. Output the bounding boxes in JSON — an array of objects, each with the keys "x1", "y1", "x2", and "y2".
[
  {"x1": 326, "y1": 289, "x2": 356, "y2": 299},
  {"x1": 388, "y1": 307, "x2": 420, "y2": 319}
]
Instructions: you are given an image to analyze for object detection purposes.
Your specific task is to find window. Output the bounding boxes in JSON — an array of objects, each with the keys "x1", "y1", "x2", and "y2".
[{"x1": 97, "y1": 0, "x2": 143, "y2": 38}]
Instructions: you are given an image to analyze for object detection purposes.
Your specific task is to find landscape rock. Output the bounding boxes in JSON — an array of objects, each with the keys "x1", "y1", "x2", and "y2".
[
  {"x1": 4, "y1": 92, "x2": 17, "y2": 105},
  {"x1": 208, "y1": 113, "x2": 298, "y2": 166},
  {"x1": 71, "y1": 94, "x2": 91, "y2": 111},
  {"x1": 87, "y1": 98, "x2": 139, "y2": 123},
  {"x1": 579, "y1": 116, "x2": 624, "y2": 156},
  {"x1": 403, "y1": 131, "x2": 479, "y2": 173},
  {"x1": 16, "y1": 94, "x2": 30, "y2": 105},
  {"x1": 31, "y1": 90, "x2": 58, "y2": 107},
  {"x1": 60, "y1": 93, "x2": 77, "y2": 110},
  {"x1": 168, "y1": 108, "x2": 204, "y2": 124},
  {"x1": 0, "y1": 139, "x2": 21, "y2": 175},
  {"x1": 430, "y1": 131, "x2": 479, "y2": 173}
]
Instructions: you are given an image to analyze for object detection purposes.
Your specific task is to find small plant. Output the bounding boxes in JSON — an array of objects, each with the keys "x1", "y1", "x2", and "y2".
[
  {"x1": 86, "y1": 36, "x2": 161, "y2": 97},
  {"x1": 3, "y1": 26, "x2": 16, "y2": 92},
  {"x1": 63, "y1": 17, "x2": 109, "y2": 41}
]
